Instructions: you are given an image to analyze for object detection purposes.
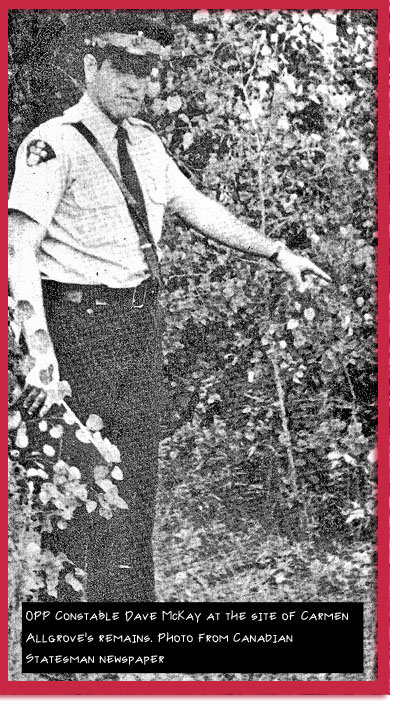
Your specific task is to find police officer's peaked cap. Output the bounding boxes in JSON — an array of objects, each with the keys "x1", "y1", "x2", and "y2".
[{"x1": 73, "y1": 12, "x2": 174, "y2": 52}]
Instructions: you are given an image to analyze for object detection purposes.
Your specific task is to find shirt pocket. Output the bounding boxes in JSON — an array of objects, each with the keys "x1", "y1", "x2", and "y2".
[{"x1": 69, "y1": 169, "x2": 126, "y2": 210}]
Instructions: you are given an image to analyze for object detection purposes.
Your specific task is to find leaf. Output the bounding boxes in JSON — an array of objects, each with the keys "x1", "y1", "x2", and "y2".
[
  {"x1": 346, "y1": 509, "x2": 365, "y2": 524},
  {"x1": 277, "y1": 116, "x2": 290, "y2": 132},
  {"x1": 14, "y1": 299, "x2": 35, "y2": 325},
  {"x1": 95, "y1": 437, "x2": 121, "y2": 463},
  {"x1": 99, "y1": 508, "x2": 113, "y2": 520},
  {"x1": 182, "y1": 132, "x2": 193, "y2": 151},
  {"x1": 310, "y1": 29, "x2": 323, "y2": 45},
  {"x1": 46, "y1": 577, "x2": 58, "y2": 598},
  {"x1": 258, "y1": 80, "x2": 269, "y2": 100},
  {"x1": 343, "y1": 453, "x2": 357, "y2": 466},
  {"x1": 113, "y1": 495, "x2": 129, "y2": 510},
  {"x1": 249, "y1": 99, "x2": 262, "y2": 121},
  {"x1": 321, "y1": 352, "x2": 337, "y2": 372},
  {"x1": 19, "y1": 355, "x2": 36, "y2": 376},
  {"x1": 65, "y1": 573, "x2": 84, "y2": 593},
  {"x1": 30, "y1": 328, "x2": 52, "y2": 353},
  {"x1": 193, "y1": 9, "x2": 210, "y2": 23},
  {"x1": 53, "y1": 460, "x2": 69, "y2": 475},
  {"x1": 98, "y1": 479, "x2": 116, "y2": 493},
  {"x1": 39, "y1": 489, "x2": 51, "y2": 506},
  {"x1": 75, "y1": 428, "x2": 92, "y2": 444},
  {"x1": 73, "y1": 484, "x2": 88, "y2": 502},
  {"x1": 166, "y1": 95, "x2": 182, "y2": 113},
  {"x1": 63, "y1": 409, "x2": 76, "y2": 425},
  {"x1": 39, "y1": 366, "x2": 54, "y2": 386},
  {"x1": 187, "y1": 535, "x2": 202, "y2": 550},
  {"x1": 49, "y1": 424, "x2": 63, "y2": 439},
  {"x1": 342, "y1": 314, "x2": 351, "y2": 330},
  {"x1": 93, "y1": 465, "x2": 109, "y2": 481},
  {"x1": 59, "y1": 380, "x2": 72, "y2": 400},
  {"x1": 107, "y1": 444, "x2": 121, "y2": 464},
  {"x1": 304, "y1": 307, "x2": 316, "y2": 322},
  {"x1": 327, "y1": 451, "x2": 342, "y2": 460},
  {"x1": 26, "y1": 542, "x2": 41, "y2": 557},
  {"x1": 175, "y1": 571, "x2": 187, "y2": 584},
  {"x1": 111, "y1": 466, "x2": 124, "y2": 481},
  {"x1": 293, "y1": 330, "x2": 307, "y2": 348},
  {"x1": 357, "y1": 156, "x2": 369, "y2": 171},
  {"x1": 69, "y1": 466, "x2": 81, "y2": 480},
  {"x1": 15, "y1": 424, "x2": 28, "y2": 449},
  {"x1": 283, "y1": 74, "x2": 296, "y2": 93},
  {"x1": 27, "y1": 467, "x2": 48, "y2": 479},
  {"x1": 151, "y1": 98, "x2": 165, "y2": 115},
  {"x1": 316, "y1": 83, "x2": 329, "y2": 97},
  {"x1": 293, "y1": 366, "x2": 305, "y2": 383},
  {"x1": 86, "y1": 414, "x2": 104, "y2": 431},
  {"x1": 86, "y1": 500, "x2": 97, "y2": 513},
  {"x1": 275, "y1": 573, "x2": 286, "y2": 584},
  {"x1": 43, "y1": 444, "x2": 55, "y2": 457},
  {"x1": 8, "y1": 410, "x2": 21, "y2": 430}
]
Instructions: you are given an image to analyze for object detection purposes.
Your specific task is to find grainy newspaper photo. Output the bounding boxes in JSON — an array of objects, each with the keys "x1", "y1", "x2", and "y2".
[{"x1": 8, "y1": 8, "x2": 378, "y2": 684}]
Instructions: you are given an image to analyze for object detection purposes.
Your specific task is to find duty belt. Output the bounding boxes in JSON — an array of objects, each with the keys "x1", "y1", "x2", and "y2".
[{"x1": 42, "y1": 278, "x2": 159, "y2": 309}]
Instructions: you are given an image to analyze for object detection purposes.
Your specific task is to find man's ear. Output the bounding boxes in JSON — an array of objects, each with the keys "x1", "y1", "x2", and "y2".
[{"x1": 83, "y1": 54, "x2": 98, "y2": 84}]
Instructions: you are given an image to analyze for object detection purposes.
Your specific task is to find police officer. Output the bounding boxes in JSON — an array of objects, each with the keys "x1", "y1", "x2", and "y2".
[{"x1": 8, "y1": 14, "x2": 330, "y2": 602}]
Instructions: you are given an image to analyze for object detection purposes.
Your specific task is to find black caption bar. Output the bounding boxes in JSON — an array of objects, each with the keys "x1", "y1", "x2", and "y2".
[{"x1": 22, "y1": 602, "x2": 363, "y2": 674}]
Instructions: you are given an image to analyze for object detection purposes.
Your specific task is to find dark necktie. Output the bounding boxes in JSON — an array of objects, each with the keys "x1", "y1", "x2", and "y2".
[{"x1": 116, "y1": 125, "x2": 161, "y2": 282}]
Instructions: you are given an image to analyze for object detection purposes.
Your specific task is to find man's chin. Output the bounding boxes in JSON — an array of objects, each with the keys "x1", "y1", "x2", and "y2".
[
  {"x1": 118, "y1": 98, "x2": 141, "y2": 116},
  {"x1": 104, "y1": 102, "x2": 141, "y2": 122},
  {"x1": 117, "y1": 109, "x2": 140, "y2": 121}
]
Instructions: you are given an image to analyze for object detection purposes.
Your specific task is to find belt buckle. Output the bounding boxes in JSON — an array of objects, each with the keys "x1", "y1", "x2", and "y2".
[{"x1": 131, "y1": 281, "x2": 147, "y2": 309}]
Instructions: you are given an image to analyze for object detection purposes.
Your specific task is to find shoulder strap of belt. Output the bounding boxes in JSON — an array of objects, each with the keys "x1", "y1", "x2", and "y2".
[{"x1": 71, "y1": 121, "x2": 161, "y2": 284}]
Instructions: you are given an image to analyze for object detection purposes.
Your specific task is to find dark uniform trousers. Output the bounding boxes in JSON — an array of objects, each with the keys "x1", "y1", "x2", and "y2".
[{"x1": 41, "y1": 280, "x2": 164, "y2": 602}]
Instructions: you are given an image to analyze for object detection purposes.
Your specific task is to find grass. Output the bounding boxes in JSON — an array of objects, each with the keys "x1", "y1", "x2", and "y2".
[
  {"x1": 64, "y1": 520, "x2": 375, "y2": 683},
  {"x1": 11, "y1": 495, "x2": 375, "y2": 683}
]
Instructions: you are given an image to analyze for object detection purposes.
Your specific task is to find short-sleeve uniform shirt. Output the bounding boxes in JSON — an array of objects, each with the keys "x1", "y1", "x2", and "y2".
[{"x1": 9, "y1": 93, "x2": 195, "y2": 287}]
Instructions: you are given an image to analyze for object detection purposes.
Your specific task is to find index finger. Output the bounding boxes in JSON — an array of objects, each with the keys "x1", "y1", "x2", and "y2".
[{"x1": 303, "y1": 263, "x2": 331, "y2": 283}]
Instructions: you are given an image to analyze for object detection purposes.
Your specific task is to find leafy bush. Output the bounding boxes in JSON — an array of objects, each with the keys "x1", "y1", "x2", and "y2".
[
  {"x1": 152, "y1": 10, "x2": 377, "y2": 542},
  {"x1": 8, "y1": 298, "x2": 126, "y2": 677}
]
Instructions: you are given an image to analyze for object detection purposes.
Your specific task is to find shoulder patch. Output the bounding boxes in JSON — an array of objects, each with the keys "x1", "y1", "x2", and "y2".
[{"x1": 26, "y1": 139, "x2": 56, "y2": 167}]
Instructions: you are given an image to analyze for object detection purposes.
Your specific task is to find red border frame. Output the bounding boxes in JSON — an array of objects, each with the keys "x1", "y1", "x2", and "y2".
[{"x1": 3, "y1": 0, "x2": 390, "y2": 696}]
